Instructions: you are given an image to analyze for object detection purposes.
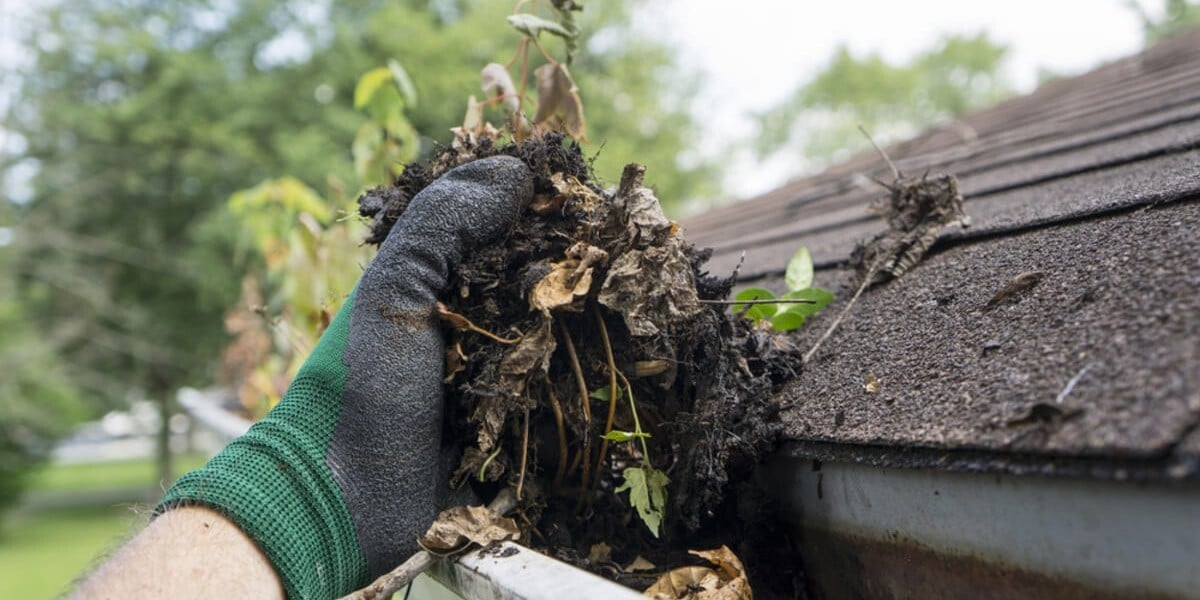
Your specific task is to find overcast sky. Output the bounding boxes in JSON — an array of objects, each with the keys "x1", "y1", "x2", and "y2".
[{"x1": 640, "y1": 0, "x2": 1153, "y2": 202}]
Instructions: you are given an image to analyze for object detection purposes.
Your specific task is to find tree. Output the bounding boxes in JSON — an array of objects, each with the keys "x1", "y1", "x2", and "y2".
[
  {"x1": 754, "y1": 32, "x2": 1011, "y2": 168},
  {"x1": 2, "y1": 0, "x2": 711, "y2": 505},
  {"x1": 1131, "y1": 0, "x2": 1200, "y2": 43}
]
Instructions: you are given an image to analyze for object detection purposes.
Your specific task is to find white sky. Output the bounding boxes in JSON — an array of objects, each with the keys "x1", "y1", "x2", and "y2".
[{"x1": 639, "y1": 0, "x2": 1153, "y2": 202}]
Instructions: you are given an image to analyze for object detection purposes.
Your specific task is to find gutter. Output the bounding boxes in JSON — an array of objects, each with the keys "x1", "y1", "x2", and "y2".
[{"x1": 762, "y1": 455, "x2": 1200, "y2": 599}]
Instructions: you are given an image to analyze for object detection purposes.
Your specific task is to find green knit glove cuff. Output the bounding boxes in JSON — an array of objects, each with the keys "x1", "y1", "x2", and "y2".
[{"x1": 158, "y1": 290, "x2": 368, "y2": 599}]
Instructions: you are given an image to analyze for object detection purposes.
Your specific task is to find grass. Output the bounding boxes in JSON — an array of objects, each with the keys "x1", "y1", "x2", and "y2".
[
  {"x1": 28, "y1": 454, "x2": 209, "y2": 494},
  {"x1": 0, "y1": 454, "x2": 209, "y2": 598},
  {"x1": 0, "y1": 504, "x2": 146, "y2": 598}
]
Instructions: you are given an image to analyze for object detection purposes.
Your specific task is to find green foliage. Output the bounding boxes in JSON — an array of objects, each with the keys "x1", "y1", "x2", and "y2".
[
  {"x1": 0, "y1": 246, "x2": 89, "y2": 516},
  {"x1": 755, "y1": 32, "x2": 1011, "y2": 166},
  {"x1": 602, "y1": 430, "x2": 650, "y2": 443},
  {"x1": 1131, "y1": 0, "x2": 1200, "y2": 43},
  {"x1": 614, "y1": 465, "x2": 669, "y2": 538},
  {"x1": 3, "y1": 0, "x2": 711, "y2": 440},
  {"x1": 730, "y1": 247, "x2": 833, "y2": 331},
  {"x1": 352, "y1": 62, "x2": 420, "y2": 185}
]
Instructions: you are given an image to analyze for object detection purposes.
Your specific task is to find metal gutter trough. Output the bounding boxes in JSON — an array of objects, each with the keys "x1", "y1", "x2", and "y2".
[
  {"x1": 763, "y1": 455, "x2": 1200, "y2": 599},
  {"x1": 426, "y1": 541, "x2": 641, "y2": 600}
]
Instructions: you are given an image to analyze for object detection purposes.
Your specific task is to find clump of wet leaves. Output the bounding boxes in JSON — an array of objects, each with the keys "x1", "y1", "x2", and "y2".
[{"x1": 358, "y1": 134, "x2": 803, "y2": 594}]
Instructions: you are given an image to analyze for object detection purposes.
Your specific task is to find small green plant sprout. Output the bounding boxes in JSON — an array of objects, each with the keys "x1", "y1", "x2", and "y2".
[
  {"x1": 593, "y1": 376, "x2": 669, "y2": 537},
  {"x1": 353, "y1": 60, "x2": 420, "y2": 186},
  {"x1": 730, "y1": 246, "x2": 834, "y2": 331}
]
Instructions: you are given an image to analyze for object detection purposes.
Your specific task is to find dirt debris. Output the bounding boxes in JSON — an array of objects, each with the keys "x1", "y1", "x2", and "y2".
[{"x1": 358, "y1": 134, "x2": 805, "y2": 597}]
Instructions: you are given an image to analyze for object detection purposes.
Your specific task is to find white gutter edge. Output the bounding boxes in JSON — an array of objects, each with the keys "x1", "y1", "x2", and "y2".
[{"x1": 427, "y1": 542, "x2": 642, "y2": 600}]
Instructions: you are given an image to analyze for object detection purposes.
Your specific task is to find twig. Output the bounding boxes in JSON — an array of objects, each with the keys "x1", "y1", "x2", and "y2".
[
  {"x1": 698, "y1": 298, "x2": 816, "y2": 306},
  {"x1": 542, "y1": 373, "x2": 570, "y2": 487},
  {"x1": 803, "y1": 264, "x2": 877, "y2": 364},
  {"x1": 340, "y1": 489, "x2": 519, "y2": 600},
  {"x1": 557, "y1": 318, "x2": 591, "y2": 488},
  {"x1": 517, "y1": 408, "x2": 530, "y2": 500},
  {"x1": 437, "y1": 303, "x2": 522, "y2": 344},
  {"x1": 858, "y1": 124, "x2": 900, "y2": 180},
  {"x1": 1056, "y1": 363, "x2": 1096, "y2": 405},
  {"x1": 592, "y1": 305, "x2": 620, "y2": 495}
]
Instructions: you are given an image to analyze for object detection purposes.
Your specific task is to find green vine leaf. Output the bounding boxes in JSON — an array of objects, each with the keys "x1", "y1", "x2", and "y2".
[
  {"x1": 770, "y1": 311, "x2": 805, "y2": 331},
  {"x1": 780, "y1": 287, "x2": 834, "y2": 317},
  {"x1": 615, "y1": 466, "x2": 669, "y2": 537},
  {"x1": 506, "y1": 14, "x2": 573, "y2": 40},
  {"x1": 603, "y1": 430, "x2": 650, "y2": 443},
  {"x1": 731, "y1": 287, "x2": 777, "y2": 322},
  {"x1": 785, "y1": 246, "x2": 814, "y2": 292}
]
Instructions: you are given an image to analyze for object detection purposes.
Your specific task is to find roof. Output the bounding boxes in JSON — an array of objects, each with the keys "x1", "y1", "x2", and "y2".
[{"x1": 683, "y1": 29, "x2": 1200, "y2": 480}]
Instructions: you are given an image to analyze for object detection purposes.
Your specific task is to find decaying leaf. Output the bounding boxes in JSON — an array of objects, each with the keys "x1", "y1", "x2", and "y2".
[
  {"x1": 480, "y1": 63, "x2": 531, "y2": 136},
  {"x1": 599, "y1": 244, "x2": 701, "y2": 337},
  {"x1": 529, "y1": 242, "x2": 608, "y2": 313},
  {"x1": 533, "y1": 63, "x2": 587, "y2": 140},
  {"x1": 498, "y1": 317, "x2": 556, "y2": 398},
  {"x1": 643, "y1": 546, "x2": 751, "y2": 600},
  {"x1": 418, "y1": 504, "x2": 520, "y2": 557},
  {"x1": 854, "y1": 173, "x2": 968, "y2": 285},
  {"x1": 615, "y1": 465, "x2": 670, "y2": 537},
  {"x1": 588, "y1": 541, "x2": 613, "y2": 564},
  {"x1": 444, "y1": 340, "x2": 467, "y2": 383},
  {"x1": 551, "y1": 172, "x2": 603, "y2": 212},
  {"x1": 626, "y1": 556, "x2": 657, "y2": 572}
]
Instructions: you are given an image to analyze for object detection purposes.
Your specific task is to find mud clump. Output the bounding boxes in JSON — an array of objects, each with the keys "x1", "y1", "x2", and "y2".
[{"x1": 359, "y1": 134, "x2": 804, "y2": 596}]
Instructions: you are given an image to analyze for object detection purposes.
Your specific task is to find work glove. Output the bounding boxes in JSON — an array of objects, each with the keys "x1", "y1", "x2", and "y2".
[{"x1": 159, "y1": 156, "x2": 533, "y2": 599}]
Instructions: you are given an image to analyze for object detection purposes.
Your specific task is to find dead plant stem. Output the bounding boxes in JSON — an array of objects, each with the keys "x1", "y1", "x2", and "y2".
[
  {"x1": 541, "y1": 373, "x2": 569, "y2": 488},
  {"x1": 803, "y1": 264, "x2": 878, "y2": 364},
  {"x1": 517, "y1": 408, "x2": 530, "y2": 500},
  {"x1": 592, "y1": 305, "x2": 620, "y2": 494},
  {"x1": 557, "y1": 318, "x2": 592, "y2": 489}
]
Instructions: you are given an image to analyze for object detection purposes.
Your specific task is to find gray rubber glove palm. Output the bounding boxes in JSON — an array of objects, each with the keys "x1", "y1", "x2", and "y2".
[{"x1": 160, "y1": 156, "x2": 533, "y2": 599}]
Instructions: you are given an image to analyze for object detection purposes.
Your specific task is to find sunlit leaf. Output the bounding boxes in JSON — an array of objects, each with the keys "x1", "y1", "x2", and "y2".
[
  {"x1": 785, "y1": 246, "x2": 814, "y2": 292},
  {"x1": 353, "y1": 67, "x2": 393, "y2": 109}
]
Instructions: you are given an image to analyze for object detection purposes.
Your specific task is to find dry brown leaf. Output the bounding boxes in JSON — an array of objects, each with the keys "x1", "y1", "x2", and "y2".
[
  {"x1": 418, "y1": 504, "x2": 520, "y2": 557},
  {"x1": 497, "y1": 316, "x2": 556, "y2": 397},
  {"x1": 550, "y1": 172, "x2": 604, "y2": 211},
  {"x1": 863, "y1": 372, "x2": 881, "y2": 393},
  {"x1": 587, "y1": 541, "x2": 612, "y2": 564},
  {"x1": 444, "y1": 340, "x2": 467, "y2": 383},
  {"x1": 626, "y1": 556, "x2": 657, "y2": 572},
  {"x1": 643, "y1": 546, "x2": 751, "y2": 600},
  {"x1": 530, "y1": 242, "x2": 608, "y2": 313},
  {"x1": 530, "y1": 260, "x2": 593, "y2": 312},
  {"x1": 533, "y1": 63, "x2": 587, "y2": 140}
]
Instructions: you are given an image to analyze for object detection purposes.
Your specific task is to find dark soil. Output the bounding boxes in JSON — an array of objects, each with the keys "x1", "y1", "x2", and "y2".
[{"x1": 359, "y1": 134, "x2": 806, "y2": 598}]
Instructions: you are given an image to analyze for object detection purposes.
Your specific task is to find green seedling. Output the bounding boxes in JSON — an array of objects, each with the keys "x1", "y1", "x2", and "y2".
[{"x1": 730, "y1": 246, "x2": 834, "y2": 331}]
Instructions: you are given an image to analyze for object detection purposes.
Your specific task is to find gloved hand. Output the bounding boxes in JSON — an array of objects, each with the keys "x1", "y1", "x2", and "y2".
[{"x1": 159, "y1": 156, "x2": 533, "y2": 599}]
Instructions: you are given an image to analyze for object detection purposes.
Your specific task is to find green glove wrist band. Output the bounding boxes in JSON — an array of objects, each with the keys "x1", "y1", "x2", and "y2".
[{"x1": 158, "y1": 291, "x2": 368, "y2": 599}]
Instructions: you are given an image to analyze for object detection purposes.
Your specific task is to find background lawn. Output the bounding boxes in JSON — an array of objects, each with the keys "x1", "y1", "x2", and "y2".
[{"x1": 0, "y1": 454, "x2": 207, "y2": 598}]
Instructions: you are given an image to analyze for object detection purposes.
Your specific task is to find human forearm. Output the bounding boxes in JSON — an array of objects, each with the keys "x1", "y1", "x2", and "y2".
[{"x1": 73, "y1": 506, "x2": 284, "y2": 599}]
